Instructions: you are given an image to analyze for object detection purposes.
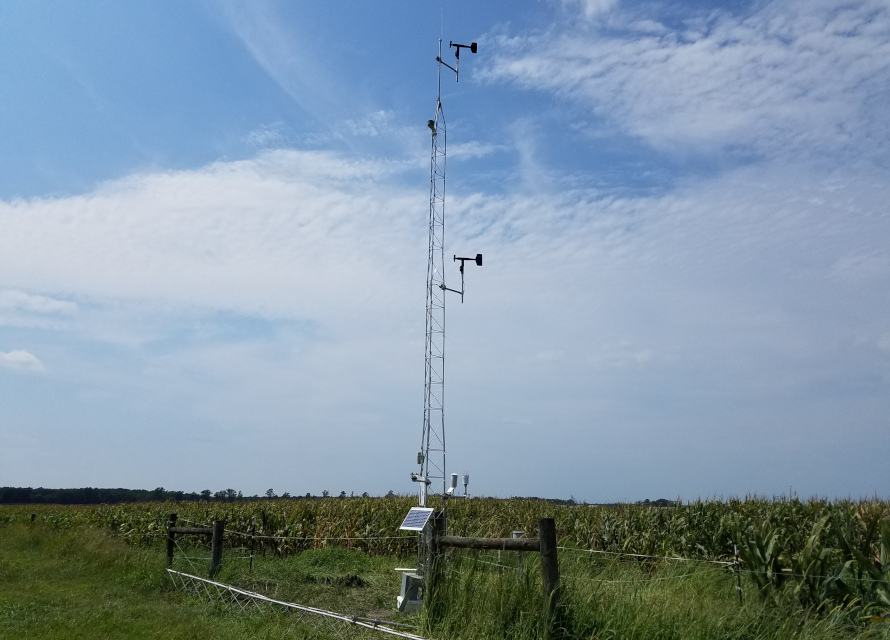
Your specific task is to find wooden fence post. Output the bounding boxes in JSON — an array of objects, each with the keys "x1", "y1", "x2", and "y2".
[
  {"x1": 426, "y1": 511, "x2": 446, "y2": 619},
  {"x1": 210, "y1": 520, "x2": 225, "y2": 578},
  {"x1": 166, "y1": 513, "x2": 177, "y2": 566},
  {"x1": 249, "y1": 516, "x2": 256, "y2": 573},
  {"x1": 428, "y1": 511, "x2": 445, "y2": 584},
  {"x1": 433, "y1": 516, "x2": 559, "y2": 629},
  {"x1": 538, "y1": 518, "x2": 560, "y2": 622}
]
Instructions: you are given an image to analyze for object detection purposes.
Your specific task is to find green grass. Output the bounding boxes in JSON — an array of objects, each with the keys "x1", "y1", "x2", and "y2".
[
  {"x1": 200, "y1": 543, "x2": 424, "y2": 625},
  {"x1": 0, "y1": 523, "x2": 361, "y2": 639},
  {"x1": 427, "y1": 549, "x2": 890, "y2": 639},
  {"x1": 3, "y1": 521, "x2": 890, "y2": 639}
]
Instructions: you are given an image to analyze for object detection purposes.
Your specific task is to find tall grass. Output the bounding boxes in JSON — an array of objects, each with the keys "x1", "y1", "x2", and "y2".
[
  {"x1": 424, "y1": 549, "x2": 890, "y2": 639},
  {"x1": 4, "y1": 495, "x2": 890, "y2": 633},
  {"x1": 4, "y1": 514, "x2": 890, "y2": 639}
]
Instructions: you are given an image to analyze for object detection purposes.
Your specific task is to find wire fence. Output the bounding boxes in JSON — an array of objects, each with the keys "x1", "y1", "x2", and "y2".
[
  {"x1": 177, "y1": 518, "x2": 414, "y2": 544},
  {"x1": 190, "y1": 529, "x2": 840, "y2": 588},
  {"x1": 183, "y1": 521, "x2": 420, "y2": 558},
  {"x1": 173, "y1": 517, "x2": 826, "y2": 585},
  {"x1": 173, "y1": 522, "x2": 889, "y2": 587},
  {"x1": 446, "y1": 547, "x2": 732, "y2": 584},
  {"x1": 168, "y1": 518, "x2": 889, "y2": 617},
  {"x1": 168, "y1": 569, "x2": 432, "y2": 640}
]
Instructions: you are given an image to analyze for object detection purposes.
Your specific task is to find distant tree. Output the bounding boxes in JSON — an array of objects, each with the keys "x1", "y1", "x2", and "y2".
[
  {"x1": 224, "y1": 488, "x2": 237, "y2": 501},
  {"x1": 0, "y1": 487, "x2": 33, "y2": 503},
  {"x1": 0, "y1": 486, "x2": 237, "y2": 505},
  {"x1": 385, "y1": 490, "x2": 395, "y2": 499},
  {"x1": 339, "y1": 491, "x2": 347, "y2": 499},
  {"x1": 362, "y1": 492, "x2": 369, "y2": 498},
  {"x1": 282, "y1": 491, "x2": 291, "y2": 499},
  {"x1": 305, "y1": 492, "x2": 312, "y2": 498},
  {"x1": 322, "y1": 490, "x2": 330, "y2": 498},
  {"x1": 265, "y1": 488, "x2": 276, "y2": 499},
  {"x1": 237, "y1": 491, "x2": 243, "y2": 500}
]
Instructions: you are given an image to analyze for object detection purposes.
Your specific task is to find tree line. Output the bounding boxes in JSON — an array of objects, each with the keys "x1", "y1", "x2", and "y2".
[{"x1": 0, "y1": 486, "x2": 396, "y2": 505}]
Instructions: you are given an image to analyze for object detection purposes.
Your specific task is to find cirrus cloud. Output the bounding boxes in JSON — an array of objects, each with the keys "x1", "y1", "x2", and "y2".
[{"x1": 482, "y1": 0, "x2": 890, "y2": 160}]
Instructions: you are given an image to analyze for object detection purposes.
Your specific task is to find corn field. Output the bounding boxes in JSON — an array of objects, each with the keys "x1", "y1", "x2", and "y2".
[{"x1": 3, "y1": 496, "x2": 889, "y2": 613}]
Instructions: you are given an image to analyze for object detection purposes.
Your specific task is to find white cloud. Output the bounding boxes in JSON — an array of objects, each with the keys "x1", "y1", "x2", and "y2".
[
  {"x1": 0, "y1": 149, "x2": 424, "y2": 333},
  {"x1": 448, "y1": 141, "x2": 502, "y2": 160},
  {"x1": 482, "y1": 0, "x2": 890, "y2": 159},
  {"x1": 0, "y1": 290, "x2": 77, "y2": 314},
  {"x1": 562, "y1": 0, "x2": 619, "y2": 20},
  {"x1": 242, "y1": 122, "x2": 287, "y2": 148},
  {"x1": 2, "y1": 0, "x2": 888, "y2": 499},
  {"x1": 0, "y1": 349, "x2": 44, "y2": 372},
  {"x1": 0, "y1": 290, "x2": 77, "y2": 329},
  {"x1": 1, "y1": 149, "x2": 887, "y2": 373},
  {"x1": 344, "y1": 110, "x2": 395, "y2": 137},
  {"x1": 1, "y1": 143, "x2": 888, "y2": 497}
]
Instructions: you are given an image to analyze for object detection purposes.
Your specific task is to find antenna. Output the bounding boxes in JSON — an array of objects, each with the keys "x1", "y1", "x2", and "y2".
[{"x1": 410, "y1": 37, "x2": 480, "y2": 580}]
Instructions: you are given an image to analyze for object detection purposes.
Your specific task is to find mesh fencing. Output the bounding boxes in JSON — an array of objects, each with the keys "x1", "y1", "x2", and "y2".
[{"x1": 167, "y1": 569, "x2": 433, "y2": 640}]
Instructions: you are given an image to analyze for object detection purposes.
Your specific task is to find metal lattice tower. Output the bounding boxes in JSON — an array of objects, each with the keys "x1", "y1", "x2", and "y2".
[
  {"x1": 411, "y1": 37, "x2": 478, "y2": 579},
  {"x1": 419, "y1": 46, "x2": 448, "y2": 505}
]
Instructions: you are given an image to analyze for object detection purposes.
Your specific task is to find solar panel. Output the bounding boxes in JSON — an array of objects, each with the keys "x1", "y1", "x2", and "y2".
[{"x1": 399, "y1": 507, "x2": 435, "y2": 531}]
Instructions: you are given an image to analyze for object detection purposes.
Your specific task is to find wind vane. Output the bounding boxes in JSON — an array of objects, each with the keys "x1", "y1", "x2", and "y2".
[{"x1": 436, "y1": 41, "x2": 478, "y2": 82}]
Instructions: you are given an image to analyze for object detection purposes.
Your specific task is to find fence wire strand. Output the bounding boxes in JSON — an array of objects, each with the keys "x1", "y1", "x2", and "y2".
[
  {"x1": 172, "y1": 535, "x2": 203, "y2": 574},
  {"x1": 557, "y1": 546, "x2": 733, "y2": 566},
  {"x1": 451, "y1": 551, "x2": 727, "y2": 586},
  {"x1": 225, "y1": 529, "x2": 414, "y2": 542},
  {"x1": 564, "y1": 565, "x2": 726, "y2": 584},
  {"x1": 178, "y1": 517, "x2": 212, "y2": 528}
]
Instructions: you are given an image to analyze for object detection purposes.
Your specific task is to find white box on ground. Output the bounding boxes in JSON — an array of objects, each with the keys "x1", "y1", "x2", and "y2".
[{"x1": 396, "y1": 572, "x2": 423, "y2": 612}]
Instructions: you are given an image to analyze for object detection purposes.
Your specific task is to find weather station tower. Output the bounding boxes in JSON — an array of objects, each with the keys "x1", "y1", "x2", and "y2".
[{"x1": 398, "y1": 39, "x2": 481, "y2": 603}]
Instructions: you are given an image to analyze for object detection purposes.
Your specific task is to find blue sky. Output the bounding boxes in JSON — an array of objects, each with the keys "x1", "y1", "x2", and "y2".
[{"x1": 1, "y1": 0, "x2": 888, "y2": 501}]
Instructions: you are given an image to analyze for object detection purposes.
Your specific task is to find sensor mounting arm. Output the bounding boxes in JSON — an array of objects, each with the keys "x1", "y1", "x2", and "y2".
[
  {"x1": 436, "y1": 41, "x2": 478, "y2": 82},
  {"x1": 439, "y1": 254, "x2": 482, "y2": 303}
]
